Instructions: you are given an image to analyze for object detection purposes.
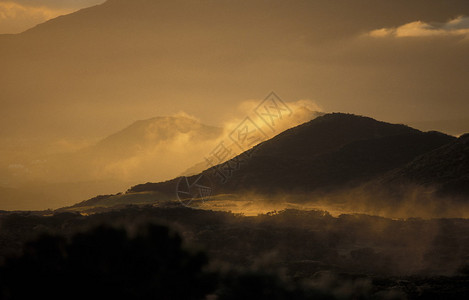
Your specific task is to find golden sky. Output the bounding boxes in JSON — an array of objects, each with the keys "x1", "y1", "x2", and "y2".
[{"x1": 2, "y1": 0, "x2": 469, "y2": 139}]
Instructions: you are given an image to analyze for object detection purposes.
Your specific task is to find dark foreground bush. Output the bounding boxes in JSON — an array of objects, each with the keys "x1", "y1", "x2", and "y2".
[
  {"x1": 0, "y1": 223, "x2": 343, "y2": 300},
  {"x1": 0, "y1": 224, "x2": 214, "y2": 300}
]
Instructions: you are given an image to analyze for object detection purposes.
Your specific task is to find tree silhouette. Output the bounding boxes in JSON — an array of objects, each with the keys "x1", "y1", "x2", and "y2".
[{"x1": 0, "y1": 224, "x2": 214, "y2": 300}]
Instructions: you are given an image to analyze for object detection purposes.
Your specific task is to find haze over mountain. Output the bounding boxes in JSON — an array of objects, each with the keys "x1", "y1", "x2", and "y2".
[
  {"x1": 0, "y1": 103, "x2": 320, "y2": 210},
  {"x1": 0, "y1": 115, "x2": 223, "y2": 210},
  {"x1": 80, "y1": 113, "x2": 459, "y2": 216},
  {"x1": 2, "y1": 0, "x2": 469, "y2": 210},
  {"x1": 3, "y1": 2, "x2": 469, "y2": 298}
]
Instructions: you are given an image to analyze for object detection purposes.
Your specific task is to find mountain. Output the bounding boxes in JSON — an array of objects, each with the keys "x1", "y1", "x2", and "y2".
[
  {"x1": 408, "y1": 118, "x2": 469, "y2": 137},
  {"x1": 29, "y1": 115, "x2": 223, "y2": 183},
  {"x1": 385, "y1": 133, "x2": 469, "y2": 197},
  {"x1": 88, "y1": 116, "x2": 222, "y2": 159},
  {"x1": 1, "y1": 103, "x2": 323, "y2": 211},
  {"x1": 127, "y1": 113, "x2": 455, "y2": 198},
  {"x1": 179, "y1": 107, "x2": 325, "y2": 176}
]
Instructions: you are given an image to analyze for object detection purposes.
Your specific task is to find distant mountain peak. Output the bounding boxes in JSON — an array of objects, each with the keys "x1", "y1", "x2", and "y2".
[{"x1": 96, "y1": 115, "x2": 221, "y2": 148}]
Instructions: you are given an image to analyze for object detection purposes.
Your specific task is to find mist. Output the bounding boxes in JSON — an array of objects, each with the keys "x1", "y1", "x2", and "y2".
[
  {"x1": 169, "y1": 185, "x2": 469, "y2": 220},
  {"x1": 2, "y1": 0, "x2": 469, "y2": 210},
  {"x1": 2, "y1": 2, "x2": 469, "y2": 299},
  {"x1": 0, "y1": 99, "x2": 321, "y2": 210}
]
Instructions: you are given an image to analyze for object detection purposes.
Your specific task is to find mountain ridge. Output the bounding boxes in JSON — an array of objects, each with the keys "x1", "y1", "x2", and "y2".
[
  {"x1": 384, "y1": 132, "x2": 469, "y2": 197},
  {"x1": 126, "y1": 113, "x2": 455, "y2": 196}
]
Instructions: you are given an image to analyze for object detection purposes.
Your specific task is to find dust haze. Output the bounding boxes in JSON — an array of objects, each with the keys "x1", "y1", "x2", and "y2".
[
  {"x1": 2, "y1": 0, "x2": 469, "y2": 210},
  {"x1": 2, "y1": 2, "x2": 469, "y2": 299},
  {"x1": 0, "y1": 99, "x2": 321, "y2": 210}
]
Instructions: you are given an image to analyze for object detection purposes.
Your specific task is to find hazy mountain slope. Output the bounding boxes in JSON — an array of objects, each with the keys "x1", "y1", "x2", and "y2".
[
  {"x1": 1, "y1": 105, "x2": 321, "y2": 211},
  {"x1": 29, "y1": 116, "x2": 223, "y2": 184},
  {"x1": 0, "y1": 116, "x2": 223, "y2": 210},
  {"x1": 385, "y1": 133, "x2": 469, "y2": 197},
  {"x1": 128, "y1": 113, "x2": 455, "y2": 197},
  {"x1": 87, "y1": 116, "x2": 222, "y2": 158}
]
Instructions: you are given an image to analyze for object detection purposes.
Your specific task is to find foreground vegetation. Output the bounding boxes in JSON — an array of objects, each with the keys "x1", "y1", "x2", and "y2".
[{"x1": 1, "y1": 206, "x2": 468, "y2": 299}]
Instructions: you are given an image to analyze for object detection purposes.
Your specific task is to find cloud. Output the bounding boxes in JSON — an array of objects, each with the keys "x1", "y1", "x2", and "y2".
[
  {"x1": 0, "y1": 1, "x2": 69, "y2": 33},
  {"x1": 368, "y1": 16, "x2": 469, "y2": 39},
  {"x1": 0, "y1": 1, "x2": 104, "y2": 33},
  {"x1": 220, "y1": 98, "x2": 323, "y2": 140},
  {"x1": 8, "y1": 1, "x2": 104, "y2": 10},
  {"x1": 0, "y1": 2, "x2": 65, "y2": 20}
]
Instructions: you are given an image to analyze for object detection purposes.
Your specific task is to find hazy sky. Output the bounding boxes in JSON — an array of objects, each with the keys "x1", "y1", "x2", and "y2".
[
  {"x1": 2, "y1": 0, "x2": 469, "y2": 137},
  {"x1": 0, "y1": 0, "x2": 104, "y2": 33},
  {"x1": 1, "y1": 0, "x2": 469, "y2": 209}
]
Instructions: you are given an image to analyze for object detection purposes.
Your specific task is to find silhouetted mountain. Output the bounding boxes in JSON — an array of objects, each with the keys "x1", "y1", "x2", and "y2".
[
  {"x1": 179, "y1": 107, "x2": 325, "y2": 177},
  {"x1": 385, "y1": 133, "x2": 469, "y2": 197},
  {"x1": 128, "y1": 113, "x2": 455, "y2": 197}
]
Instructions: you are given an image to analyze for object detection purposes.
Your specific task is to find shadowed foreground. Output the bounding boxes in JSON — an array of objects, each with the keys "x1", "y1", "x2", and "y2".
[
  {"x1": 0, "y1": 222, "x2": 337, "y2": 300},
  {"x1": 1, "y1": 207, "x2": 469, "y2": 299}
]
